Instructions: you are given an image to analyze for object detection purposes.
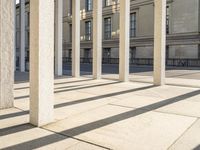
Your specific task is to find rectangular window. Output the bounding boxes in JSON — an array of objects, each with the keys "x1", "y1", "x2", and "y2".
[
  {"x1": 69, "y1": 24, "x2": 72, "y2": 42},
  {"x1": 130, "y1": 13, "x2": 136, "y2": 38},
  {"x1": 103, "y1": 48, "x2": 111, "y2": 58},
  {"x1": 166, "y1": 6, "x2": 169, "y2": 34},
  {"x1": 85, "y1": 21, "x2": 92, "y2": 41},
  {"x1": 86, "y1": 0, "x2": 92, "y2": 11},
  {"x1": 104, "y1": 0, "x2": 111, "y2": 7},
  {"x1": 104, "y1": 17, "x2": 111, "y2": 40},
  {"x1": 84, "y1": 49, "x2": 91, "y2": 58},
  {"x1": 69, "y1": 0, "x2": 72, "y2": 16},
  {"x1": 130, "y1": 47, "x2": 136, "y2": 59}
]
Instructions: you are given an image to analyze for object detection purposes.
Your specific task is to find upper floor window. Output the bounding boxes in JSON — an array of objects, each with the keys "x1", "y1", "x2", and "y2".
[
  {"x1": 130, "y1": 13, "x2": 136, "y2": 37},
  {"x1": 69, "y1": 24, "x2": 72, "y2": 42},
  {"x1": 104, "y1": 0, "x2": 111, "y2": 7},
  {"x1": 166, "y1": 6, "x2": 169, "y2": 34},
  {"x1": 85, "y1": 21, "x2": 92, "y2": 41},
  {"x1": 69, "y1": 0, "x2": 72, "y2": 15},
  {"x1": 86, "y1": 0, "x2": 92, "y2": 11},
  {"x1": 104, "y1": 17, "x2": 112, "y2": 40}
]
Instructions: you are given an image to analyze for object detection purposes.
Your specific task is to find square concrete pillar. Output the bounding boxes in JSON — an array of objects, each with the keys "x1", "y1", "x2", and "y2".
[
  {"x1": 153, "y1": 0, "x2": 166, "y2": 86},
  {"x1": 119, "y1": 0, "x2": 130, "y2": 82},
  {"x1": 72, "y1": 0, "x2": 80, "y2": 77},
  {"x1": 20, "y1": 0, "x2": 25, "y2": 72},
  {"x1": 55, "y1": 0, "x2": 63, "y2": 76},
  {"x1": 30, "y1": 0, "x2": 54, "y2": 126},
  {"x1": 93, "y1": 0, "x2": 102, "y2": 79},
  {"x1": 0, "y1": 0, "x2": 14, "y2": 109}
]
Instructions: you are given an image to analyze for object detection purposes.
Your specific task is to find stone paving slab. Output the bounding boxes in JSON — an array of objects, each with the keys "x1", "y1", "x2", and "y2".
[
  {"x1": 0, "y1": 125, "x2": 79, "y2": 150},
  {"x1": 44, "y1": 105, "x2": 196, "y2": 150},
  {"x1": 0, "y1": 108, "x2": 29, "y2": 129},
  {"x1": 169, "y1": 119, "x2": 200, "y2": 150},
  {"x1": 110, "y1": 88, "x2": 200, "y2": 118},
  {"x1": 5, "y1": 75, "x2": 200, "y2": 149}
]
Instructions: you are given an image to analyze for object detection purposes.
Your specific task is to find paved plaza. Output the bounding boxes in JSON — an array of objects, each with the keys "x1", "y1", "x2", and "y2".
[{"x1": 0, "y1": 72, "x2": 200, "y2": 149}]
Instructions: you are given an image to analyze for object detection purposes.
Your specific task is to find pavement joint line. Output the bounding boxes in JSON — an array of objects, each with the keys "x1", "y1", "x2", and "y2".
[
  {"x1": 13, "y1": 106, "x2": 27, "y2": 112},
  {"x1": 41, "y1": 127, "x2": 111, "y2": 150},
  {"x1": 167, "y1": 118, "x2": 200, "y2": 150},
  {"x1": 108, "y1": 103, "x2": 200, "y2": 119}
]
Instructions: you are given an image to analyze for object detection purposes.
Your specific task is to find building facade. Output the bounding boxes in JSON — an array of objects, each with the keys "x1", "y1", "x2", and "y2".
[{"x1": 15, "y1": 0, "x2": 200, "y2": 71}]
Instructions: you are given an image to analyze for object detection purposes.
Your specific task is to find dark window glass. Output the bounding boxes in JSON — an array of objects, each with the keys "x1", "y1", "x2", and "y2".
[
  {"x1": 86, "y1": 0, "x2": 92, "y2": 11},
  {"x1": 166, "y1": 6, "x2": 169, "y2": 34},
  {"x1": 104, "y1": 17, "x2": 111, "y2": 40},
  {"x1": 85, "y1": 21, "x2": 92, "y2": 41},
  {"x1": 130, "y1": 13, "x2": 136, "y2": 37}
]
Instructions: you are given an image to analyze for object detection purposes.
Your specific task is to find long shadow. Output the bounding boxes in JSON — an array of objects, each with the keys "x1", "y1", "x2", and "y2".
[
  {"x1": 2, "y1": 89, "x2": 200, "y2": 150},
  {"x1": 54, "y1": 78, "x2": 94, "y2": 85},
  {"x1": 14, "y1": 81, "x2": 120, "y2": 100},
  {"x1": 54, "y1": 85, "x2": 155, "y2": 108},
  {"x1": 14, "y1": 79, "x2": 94, "y2": 90},
  {"x1": 0, "y1": 111, "x2": 29, "y2": 120},
  {"x1": 54, "y1": 81, "x2": 120, "y2": 93},
  {"x1": 0, "y1": 124, "x2": 34, "y2": 136},
  {"x1": 3, "y1": 85, "x2": 153, "y2": 120},
  {"x1": 193, "y1": 145, "x2": 200, "y2": 150}
]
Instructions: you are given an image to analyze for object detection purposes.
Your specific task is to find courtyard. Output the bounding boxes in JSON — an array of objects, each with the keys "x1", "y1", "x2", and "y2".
[{"x1": 0, "y1": 72, "x2": 200, "y2": 149}]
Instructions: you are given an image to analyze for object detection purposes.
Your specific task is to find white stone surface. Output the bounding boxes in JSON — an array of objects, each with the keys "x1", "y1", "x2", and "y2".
[
  {"x1": 55, "y1": 0, "x2": 63, "y2": 76},
  {"x1": 29, "y1": 0, "x2": 54, "y2": 126},
  {"x1": 169, "y1": 119, "x2": 200, "y2": 150},
  {"x1": 72, "y1": 0, "x2": 80, "y2": 77},
  {"x1": 20, "y1": 0, "x2": 25, "y2": 72},
  {"x1": 0, "y1": 0, "x2": 14, "y2": 109},
  {"x1": 153, "y1": 0, "x2": 166, "y2": 85},
  {"x1": 119, "y1": 0, "x2": 130, "y2": 82},
  {"x1": 44, "y1": 105, "x2": 196, "y2": 150},
  {"x1": 93, "y1": 0, "x2": 102, "y2": 79}
]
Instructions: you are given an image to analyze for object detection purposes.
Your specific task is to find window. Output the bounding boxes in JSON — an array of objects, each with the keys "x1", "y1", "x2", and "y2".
[
  {"x1": 85, "y1": 21, "x2": 92, "y2": 41},
  {"x1": 104, "y1": 17, "x2": 111, "y2": 40},
  {"x1": 68, "y1": 49, "x2": 72, "y2": 58},
  {"x1": 69, "y1": 0, "x2": 72, "y2": 16},
  {"x1": 69, "y1": 24, "x2": 72, "y2": 42},
  {"x1": 166, "y1": 6, "x2": 169, "y2": 34},
  {"x1": 84, "y1": 49, "x2": 91, "y2": 58},
  {"x1": 130, "y1": 13, "x2": 136, "y2": 37},
  {"x1": 26, "y1": 12, "x2": 30, "y2": 27},
  {"x1": 103, "y1": 48, "x2": 111, "y2": 58},
  {"x1": 130, "y1": 47, "x2": 136, "y2": 59},
  {"x1": 104, "y1": 0, "x2": 111, "y2": 7},
  {"x1": 166, "y1": 46, "x2": 169, "y2": 59},
  {"x1": 86, "y1": 0, "x2": 92, "y2": 11}
]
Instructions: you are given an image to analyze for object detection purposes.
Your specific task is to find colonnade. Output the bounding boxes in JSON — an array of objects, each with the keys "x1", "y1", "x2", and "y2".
[{"x1": 0, "y1": 0, "x2": 166, "y2": 126}]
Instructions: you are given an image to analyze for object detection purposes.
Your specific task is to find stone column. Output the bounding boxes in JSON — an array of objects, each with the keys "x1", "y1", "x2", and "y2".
[
  {"x1": 30, "y1": 0, "x2": 54, "y2": 126},
  {"x1": 14, "y1": 0, "x2": 16, "y2": 71},
  {"x1": 153, "y1": 0, "x2": 166, "y2": 86},
  {"x1": 93, "y1": 0, "x2": 102, "y2": 79},
  {"x1": 0, "y1": 0, "x2": 14, "y2": 109},
  {"x1": 55, "y1": 0, "x2": 63, "y2": 76},
  {"x1": 20, "y1": 0, "x2": 25, "y2": 72},
  {"x1": 119, "y1": 0, "x2": 130, "y2": 82},
  {"x1": 72, "y1": 0, "x2": 80, "y2": 77}
]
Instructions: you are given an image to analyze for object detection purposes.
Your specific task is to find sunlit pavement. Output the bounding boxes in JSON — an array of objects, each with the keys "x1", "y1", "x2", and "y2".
[{"x1": 0, "y1": 72, "x2": 200, "y2": 150}]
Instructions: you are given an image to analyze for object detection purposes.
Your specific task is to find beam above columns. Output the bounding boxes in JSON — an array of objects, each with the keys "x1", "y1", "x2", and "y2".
[
  {"x1": 72, "y1": 0, "x2": 80, "y2": 77},
  {"x1": 55, "y1": 0, "x2": 63, "y2": 76},
  {"x1": 0, "y1": 0, "x2": 15, "y2": 109},
  {"x1": 119, "y1": 0, "x2": 130, "y2": 82},
  {"x1": 153, "y1": 0, "x2": 166, "y2": 86},
  {"x1": 20, "y1": 0, "x2": 25, "y2": 72},
  {"x1": 93, "y1": 0, "x2": 102, "y2": 79},
  {"x1": 30, "y1": 0, "x2": 54, "y2": 126}
]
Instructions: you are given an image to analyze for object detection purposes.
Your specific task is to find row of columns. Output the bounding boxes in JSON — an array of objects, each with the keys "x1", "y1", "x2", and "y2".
[
  {"x1": 0, "y1": 0, "x2": 166, "y2": 126},
  {"x1": 18, "y1": 0, "x2": 63, "y2": 76}
]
